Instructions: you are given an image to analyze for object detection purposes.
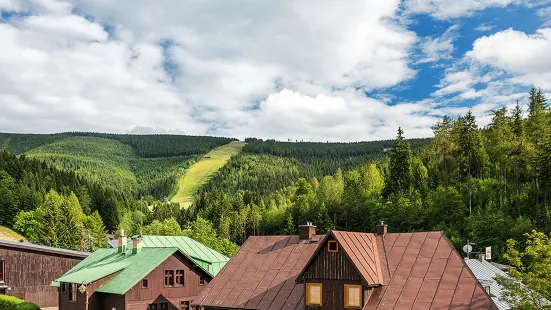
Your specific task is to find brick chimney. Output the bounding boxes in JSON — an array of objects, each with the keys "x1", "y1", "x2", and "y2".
[
  {"x1": 299, "y1": 222, "x2": 316, "y2": 240},
  {"x1": 376, "y1": 221, "x2": 388, "y2": 236},
  {"x1": 118, "y1": 229, "x2": 127, "y2": 253},
  {"x1": 132, "y1": 235, "x2": 143, "y2": 255}
]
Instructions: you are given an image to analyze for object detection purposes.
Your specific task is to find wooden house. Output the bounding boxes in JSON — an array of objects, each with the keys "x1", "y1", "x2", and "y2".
[
  {"x1": 55, "y1": 233, "x2": 229, "y2": 310},
  {"x1": 193, "y1": 223, "x2": 498, "y2": 310},
  {"x1": 0, "y1": 239, "x2": 88, "y2": 308}
]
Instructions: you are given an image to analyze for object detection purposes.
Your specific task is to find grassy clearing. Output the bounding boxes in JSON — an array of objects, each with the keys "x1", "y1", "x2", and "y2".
[
  {"x1": 171, "y1": 141, "x2": 245, "y2": 208},
  {"x1": 0, "y1": 226, "x2": 24, "y2": 242}
]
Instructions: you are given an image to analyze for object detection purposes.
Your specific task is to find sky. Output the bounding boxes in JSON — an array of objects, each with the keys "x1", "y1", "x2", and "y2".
[{"x1": 1, "y1": 0, "x2": 551, "y2": 141}]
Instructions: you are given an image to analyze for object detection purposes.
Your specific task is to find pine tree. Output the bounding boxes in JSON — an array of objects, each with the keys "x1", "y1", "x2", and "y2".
[
  {"x1": 59, "y1": 192, "x2": 86, "y2": 250},
  {"x1": 386, "y1": 127, "x2": 412, "y2": 196}
]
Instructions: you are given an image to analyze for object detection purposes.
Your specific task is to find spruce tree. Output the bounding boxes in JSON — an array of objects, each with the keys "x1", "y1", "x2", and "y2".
[
  {"x1": 386, "y1": 127, "x2": 412, "y2": 196},
  {"x1": 36, "y1": 190, "x2": 63, "y2": 247}
]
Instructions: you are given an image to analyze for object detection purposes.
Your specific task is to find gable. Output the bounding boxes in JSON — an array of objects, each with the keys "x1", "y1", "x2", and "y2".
[
  {"x1": 301, "y1": 235, "x2": 362, "y2": 283},
  {"x1": 297, "y1": 231, "x2": 384, "y2": 286}
]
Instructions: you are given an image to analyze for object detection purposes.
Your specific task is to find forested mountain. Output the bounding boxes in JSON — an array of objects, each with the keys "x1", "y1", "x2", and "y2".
[
  {"x1": 2, "y1": 88, "x2": 550, "y2": 265},
  {"x1": 185, "y1": 88, "x2": 551, "y2": 263}
]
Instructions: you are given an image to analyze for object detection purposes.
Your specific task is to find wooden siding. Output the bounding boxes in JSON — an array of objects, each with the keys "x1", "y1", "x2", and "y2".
[
  {"x1": 0, "y1": 246, "x2": 84, "y2": 308},
  {"x1": 59, "y1": 273, "x2": 116, "y2": 310},
  {"x1": 303, "y1": 237, "x2": 361, "y2": 282},
  {"x1": 126, "y1": 252, "x2": 210, "y2": 309}
]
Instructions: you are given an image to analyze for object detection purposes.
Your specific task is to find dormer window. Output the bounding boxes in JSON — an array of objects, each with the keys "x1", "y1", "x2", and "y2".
[
  {"x1": 344, "y1": 284, "x2": 362, "y2": 308},
  {"x1": 328, "y1": 241, "x2": 338, "y2": 252}
]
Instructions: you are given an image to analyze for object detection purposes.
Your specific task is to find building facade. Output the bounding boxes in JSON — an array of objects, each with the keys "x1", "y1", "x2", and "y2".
[{"x1": 0, "y1": 239, "x2": 88, "y2": 308}]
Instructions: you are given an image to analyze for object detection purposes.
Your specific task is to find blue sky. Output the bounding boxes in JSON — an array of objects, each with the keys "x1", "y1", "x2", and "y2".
[{"x1": 0, "y1": 0, "x2": 550, "y2": 141}]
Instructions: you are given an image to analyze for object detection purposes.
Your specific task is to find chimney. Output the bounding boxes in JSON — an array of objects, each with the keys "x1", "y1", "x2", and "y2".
[
  {"x1": 299, "y1": 222, "x2": 316, "y2": 240},
  {"x1": 376, "y1": 221, "x2": 388, "y2": 236},
  {"x1": 132, "y1": 235, "x2": 143, "y2": 255},
  {"x1": 118, "y1": 229, "x2": 127, "y2": 253},
  {"x1": 479, "y1": 254, "x2": 486, "y2": 262}
]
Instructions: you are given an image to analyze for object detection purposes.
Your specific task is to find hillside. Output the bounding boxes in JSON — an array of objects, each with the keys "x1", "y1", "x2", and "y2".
[
  {"x1": 0, "y1": 132, "x2": 236, "y2": 199},
  {"x1": 171, "y1": 141, "x2": 246, "y2": 208},
  {"x1": 0, "y1": 226, "x2": 24, "y2": 242}
]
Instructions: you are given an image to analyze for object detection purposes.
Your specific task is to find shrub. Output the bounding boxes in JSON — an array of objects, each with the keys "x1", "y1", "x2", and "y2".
[{"x1": 0, "y1": 295, "x2": 40, "y2": 310}]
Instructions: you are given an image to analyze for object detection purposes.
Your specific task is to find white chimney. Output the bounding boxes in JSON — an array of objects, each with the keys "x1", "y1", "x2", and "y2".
[{"x1": 118, "y1": 229, "x2": 127, "y2": 253}]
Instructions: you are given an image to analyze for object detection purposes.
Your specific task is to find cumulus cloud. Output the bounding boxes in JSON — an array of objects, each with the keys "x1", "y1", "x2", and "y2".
[
  {"x1": 467, "y1": 28, "x2": 551, "y2": 89},
  {"x1": 403, "y1": 0, "x2": 550, "y2": 19},
  {"x1": 0, "y1": 0, "x2": 431, "y2": 140}
]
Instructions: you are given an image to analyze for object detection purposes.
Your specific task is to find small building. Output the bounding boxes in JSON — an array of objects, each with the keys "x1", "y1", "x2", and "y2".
[
  {"x1": 193, "y1": 223, "x2": 497, "y2": 310},
  {"x1": 465, "y1": 255, "x2": 513, "y2": 310},
  {"x1": 55, "y1": 233, "x2": 229, "y2": 310},
  {"x1": 0, "y1": 239, "x2": 88, "y2": 308}
]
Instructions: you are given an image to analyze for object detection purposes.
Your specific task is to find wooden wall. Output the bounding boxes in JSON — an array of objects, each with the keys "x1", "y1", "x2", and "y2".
[
  {"x1": 303, "y1": 237, "x2": 361, "y2": 282},
  {"x1": 59, "y1": 274, "x2": 115, "y2": 310},
  {"x1": 125, "y1": 252, "x2": 210, "y2": 310},
  {"x1": 0, "y1": 246, "x2": 84, "y2": 308}
]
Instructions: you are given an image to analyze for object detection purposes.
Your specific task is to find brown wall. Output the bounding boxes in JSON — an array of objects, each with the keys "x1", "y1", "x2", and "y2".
[
  {"x1": 59, "y1": 274, "x2": 115, "y2": 310},
  {"x1": 303, "y1": 236, "x2": 365, "y2": 309},
  {"x1": 0, "y1": 246, "x2": 84, "y2": 308},
  {"x1": 303, "y1": 236, "x2": 361, "y2": 282},
  {"x1": 125, "y1": 252, "x2": 210, "y2": 310}
]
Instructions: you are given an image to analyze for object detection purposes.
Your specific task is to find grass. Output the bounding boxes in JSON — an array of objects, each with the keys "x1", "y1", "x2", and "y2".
[
  {"x1": 171, "y1": 141, "x2": 245, "y2": 208},
  {"x1": 0, "y1": 226, "x2": 24, "y2": 242}
]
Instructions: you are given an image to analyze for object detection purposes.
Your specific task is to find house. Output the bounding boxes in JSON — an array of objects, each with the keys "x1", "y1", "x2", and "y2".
[
  {"x1": 0, "y1": 239, "x2": 88, "y2": 308},
  {"x1": 54, "y1": 232, "x2": 229, "y2": 310},
  {"x1": 465, "y1": 255, "x2": 513, "y2": 310},
  {"x1": 192, "y1": 223, "x2": 497, "y2": 310}
]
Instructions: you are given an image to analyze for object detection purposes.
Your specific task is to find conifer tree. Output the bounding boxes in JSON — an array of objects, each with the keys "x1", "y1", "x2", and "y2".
[
  {"x1": 386, "y1": 127, "x2": 412, "y2": 196},
  {"x1": 60, "y1": 192, "x2": 86, "y2": 250},
  {"x1": 84, "y1": 211, "x2": 108, "y2": 250},
  {"x1": 36, "y1": 190, "x2": 63, "y2": 247}
]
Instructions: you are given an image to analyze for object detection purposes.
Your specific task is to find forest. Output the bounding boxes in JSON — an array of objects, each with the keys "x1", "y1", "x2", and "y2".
[
  {"x1": 186, "y1": 88, "x2": 551, "y2": 265},
  {"x1": 1, "y1": 88, "x2": 551, "y2": 300}
]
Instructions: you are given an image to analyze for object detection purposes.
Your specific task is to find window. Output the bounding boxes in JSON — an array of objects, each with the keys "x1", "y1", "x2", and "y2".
[
  {"x1": 147, "y1": 304, "x2": 158, "y2": 310},
  {"x1": 344, "y1": 284, "x2": 362, "y2": 308},
  {"x1": 164, "y1": 270, "x2": 174, "y2": 287},
  {"x1": 0, "y1": 260, "x2": 4, "y2": 282},
  {"x1": 199, "y1": 276, "x2": 205, "y2": 286},
  {"x1": 180, "y1": 301, "x2": 190, "y2": 310},
  {"x1": 142, "y1": 279, "x2": 149, "y2": 289},
  {"x1": 328, "y1": 240, "x2": 338, "y2": 252},
  {"x1": 61, "y1": 282, "x2": 67, "y2": 293},
  {"x1": 69, "y1": 283, "x2": 77, "y2": 302},
  {"x1": 306, "y1": 283, "x2": 322, "y2": 306},
  {"x1": 159, "y1": 303, "x2": 168, "y2": 310},
  {"x1": 175, "y1": 270, "x2": 185, "y2": 286}
]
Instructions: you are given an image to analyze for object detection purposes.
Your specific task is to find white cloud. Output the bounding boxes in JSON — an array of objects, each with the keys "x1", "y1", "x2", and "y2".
[
  {"x1": 467, "y1": 28, "x2": 551, "y2": 89},
  {"x1": 228, "y1": 89, "x2": 437, "y2": 141},
  {"x1": 418, "y1": 24, "x2": 459, "y2": 63},
  {"x1": 538, "y1": 6, "x2": 551, "y2": 26},
  {"x1": 475, "y1": 24, "x2": 494, "y2": 32},
  {"x1": 403, "y1": 0, "x2": 516, "y2": 19},
  {"x1": 0, "y1": 0, "x2": 427, "y2": 140}
]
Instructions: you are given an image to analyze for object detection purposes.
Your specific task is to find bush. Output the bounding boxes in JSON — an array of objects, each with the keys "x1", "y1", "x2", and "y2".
[{"x1": 0, "y1": 295, "x2": 40, "y2": 310}]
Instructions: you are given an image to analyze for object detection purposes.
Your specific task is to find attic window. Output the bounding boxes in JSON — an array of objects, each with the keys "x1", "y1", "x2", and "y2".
[
  {"x1": 142, "y1": 279, "x2": 149, "y2": 289},
  {"x1": 199, "y1": 276, "x2": 205, "y2": 286},
  {"x1": 328, "y1": 241, "x2": 338, "y2": 252},
  {"x1": 344, "y1": 284, "x2": 362, "y2": 308},
  {"x1": 306, "y1": 283, "x2": 322, "y2": 306}
]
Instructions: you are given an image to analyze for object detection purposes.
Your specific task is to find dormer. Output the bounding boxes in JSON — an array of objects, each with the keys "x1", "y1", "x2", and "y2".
[{"x1": 296, "y1": 231, "x2": 384, "y2": 309}]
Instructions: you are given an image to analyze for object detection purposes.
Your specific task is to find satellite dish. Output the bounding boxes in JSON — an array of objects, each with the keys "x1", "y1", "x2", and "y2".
[{"x1": 463, "y1": 244, "x2": 473, "y2": 254}]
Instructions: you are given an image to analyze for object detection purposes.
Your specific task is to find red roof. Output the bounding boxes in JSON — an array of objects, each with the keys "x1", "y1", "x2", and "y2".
[{"x1": 193, "y1": 231, "x2": 497, "y2": 310}]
